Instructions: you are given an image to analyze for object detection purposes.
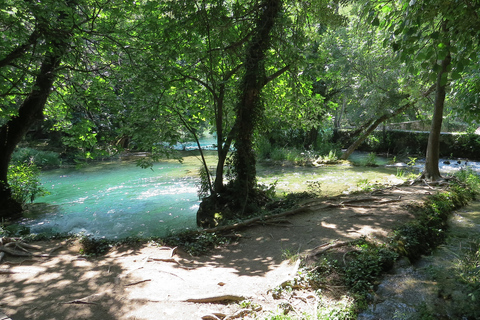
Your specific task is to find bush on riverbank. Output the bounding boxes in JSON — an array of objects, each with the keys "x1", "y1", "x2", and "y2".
[
  {"x1": 391, "y1": 170, "x2": 479, "y2": 261},
  {"x1": 11, "y1": 147, "x2": 61, "y2": 168}
]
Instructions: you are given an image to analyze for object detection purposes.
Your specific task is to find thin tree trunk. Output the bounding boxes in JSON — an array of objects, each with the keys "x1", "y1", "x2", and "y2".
[
  {"x1": 423, "y1": 51, "x2": 451, "y2": 181},
  {"x1": 340, "y1": 83, "x2": 435, "y2": 160},
  {"x1": 340, "y1": 102, "x2": 413, "y2": 160}
]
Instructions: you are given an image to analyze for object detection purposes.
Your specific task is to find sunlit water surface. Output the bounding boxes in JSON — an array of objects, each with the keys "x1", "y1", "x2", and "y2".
[{"x1": 21, "y1": 152, "x2": 480, "y2": 239}]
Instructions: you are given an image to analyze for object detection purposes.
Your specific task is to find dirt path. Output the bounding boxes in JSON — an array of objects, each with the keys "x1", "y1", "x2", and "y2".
[{"x1": 1, "y1": 185, "x2": 436, "y2": 320}]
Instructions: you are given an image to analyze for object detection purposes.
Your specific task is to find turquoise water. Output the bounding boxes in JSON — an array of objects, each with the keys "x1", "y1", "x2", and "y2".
[
  {"x1": 24, "y1": 161, "x2": 201, "y2": 239},
  {"x1": 22, "y1": 150, "x2": 479, "y2": 240}
]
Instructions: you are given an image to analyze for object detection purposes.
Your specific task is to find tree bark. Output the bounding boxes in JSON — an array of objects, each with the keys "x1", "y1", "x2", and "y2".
[
  {"x1": 423, "y1": 51, "x2": 451, "y2": 181},
  {"x1": 232, "y1": 0, "x2": 282, "y2": 212},
  {"x1": 0, "y1": 43, "x2": 66, "y2": 219}
]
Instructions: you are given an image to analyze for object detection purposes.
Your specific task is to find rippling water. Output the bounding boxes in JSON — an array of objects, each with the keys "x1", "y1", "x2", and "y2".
[
  {"x1": 21, "y1": 152, "x2": 480, "y2": 239},
  {"x1": 23, "y1": 161, "x2": 200, "y2": 239}
]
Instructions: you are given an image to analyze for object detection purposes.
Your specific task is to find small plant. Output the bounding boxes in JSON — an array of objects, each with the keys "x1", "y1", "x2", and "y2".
[
  {"x1": 455, "y1": 167, "x2": 480, "y2": 195},
  {"x1": 454, "y1": 239, "x2": 480, "y2": 306},
  {"x1": 164, "y1": 232, "x2": 231, "y2": 256},
  {"x1": 79, "y1": 235, "x2": 112, "y2": 256},
  {"x1": 7, "y1": 162, "x2": 50, "y2": 205},
  {"x1": 0, "y1": 222, "x2": 30, "y2": 237},
  {"x1": 317, "y1": 294, "x2": 356, "y2": 320},
  {"x1": 407, "y1": 156, "x2": 417, "y2": 167},
  {"x1": 396, "y1": 168, "x2": 405, "y2": 178},
  {"x1": 281, "y1": 248, "x2": 300, "y2": 263},
  {"x1": 314, "y1": 150, "x2": 340, "y2": 165},
  {"x1": 355, "y1": 179, "x2": 382, "y2": 193},
  {"x1": 388, "y1": 156, "x2": 398, "y2": 165},
  {"x1": 258, "y1": 180, "x2": 278, "y2": 199},
  {"x1": 365, "y1": 152, "x2": 377, "y2": 167},
  {"x1": 238, "y1": 299, "x2": 261, "y2": 311},
  {"x1": 306, "y1": 180, "x2": 322, "y2": 196}
]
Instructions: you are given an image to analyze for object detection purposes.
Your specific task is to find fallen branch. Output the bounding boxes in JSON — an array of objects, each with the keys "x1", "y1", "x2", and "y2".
[
  {"x1": 48, "y1": 244, "x2": 64, "y2": 257},
  {"x1": 0, "y1": 246, "x2": 32, "y2": 257},
  {"x1": 64, "y1": 292, "x2": 108, "y2": 305},
  {"x1": 148, "y1": 257, "x2": 178, "y2": 263},
  {"x1": 225, "y1": 309, "x2": 255, "y2": 319},
  {"x1": 185, "y1": 295, "x2": 247, "y2": 303},
  {"x1": 201, "y1": 314, "x2": 224, "y2": 320},
  {"x1": 193, "y1": 206, "x2": 312, "y2": 235},
  {"x1": 124, "y1": 279, "x2": 151, "y2": 287},
  {"x1": 301, "y1": 240, "x2": 352, "y2": 260},
  {"x1": 0, "y1": 268, "x2": 17, "y2": 274}
]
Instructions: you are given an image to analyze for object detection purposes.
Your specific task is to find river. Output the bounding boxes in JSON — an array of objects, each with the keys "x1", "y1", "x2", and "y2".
[{"x1": 20, "y1": 151, "x2": 479, "y2": 239}]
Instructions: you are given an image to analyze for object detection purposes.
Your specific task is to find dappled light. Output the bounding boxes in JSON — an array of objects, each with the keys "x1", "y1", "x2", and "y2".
[{"x1": 1, "y1": 0, "x2": 480, "y2": 318}]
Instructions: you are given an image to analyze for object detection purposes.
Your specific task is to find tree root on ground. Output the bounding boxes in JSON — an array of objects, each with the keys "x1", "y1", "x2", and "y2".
[
  {"x1": 0, "y1": 237, "x2": 65, "y2": 264},
  {"x1": 301, "y1": 239, "x2": 352, "y2": 261},
  {"x1": 202, "y1": 307, "x2": 260, "y2": 320},
  {"x1": 185, "y1": 295, "x2": 248, "y2": 303}
]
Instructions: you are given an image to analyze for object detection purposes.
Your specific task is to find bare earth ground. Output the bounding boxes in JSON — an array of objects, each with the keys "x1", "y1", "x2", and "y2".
[{"x1": 1, "y1": 185, "x2": 437, "y2": 320}]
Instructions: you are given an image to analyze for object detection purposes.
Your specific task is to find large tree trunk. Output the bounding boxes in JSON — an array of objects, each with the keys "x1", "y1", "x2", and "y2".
[
  {"x1": 0, "y1": 45, "x2": 65, "y2": 219},
  {"x1": 232, "y1": 0, "x2": 281, "y2": 213},
  {"x1": 423, "y1": 51, "x2": 451, "y2": 181}
]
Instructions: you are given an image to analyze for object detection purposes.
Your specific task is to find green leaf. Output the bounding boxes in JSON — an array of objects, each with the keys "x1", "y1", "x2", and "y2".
[
  {"x1": 451, "y1": 70, "x2": 461, "y2": 80},
  {"x1": 440, "y1": 73, "x2": 448, "y2": 86}
]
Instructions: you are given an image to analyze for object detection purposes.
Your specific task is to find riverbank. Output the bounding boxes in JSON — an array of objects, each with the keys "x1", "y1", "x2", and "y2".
[
  {"x1": 359, "y1": 199, "x2": 480, "y2": 319},
  {"x1": 2, "y1": 178, "x2": 478, "y2": 320}
]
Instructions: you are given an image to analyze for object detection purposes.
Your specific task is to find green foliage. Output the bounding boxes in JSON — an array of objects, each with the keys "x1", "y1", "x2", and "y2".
[
  {"x1": 7, "y1": 163, "x2": 49, "y2": 205},
  {"x1": 343, "y1": 239, "x2": 398, "y2": 294},
  {"x1": 281, "y1": 248, "x2": 300, "y2": 263},
  {"x1": 164, "y1": 232, "x2": 231, "y2": 256},
  {"x1": 317, "y1": 295, "x2": 356, "y2": 320},
  {"x1": 365, "y1": 152, "x2": 377, "y2": 167},
  {"x1": 355, "y1": 179, "x2": 383, "y2": 193},
  {"x1": 455, "y1": 167, "x2": 480, "y2": 195},
  {"x1": 78, "y1": 236, "x2": 112, "y2": 256},
  {"x1": 197, "y1": 165, "x2": 211, "y2": 200},
  {"x1": 11, "y1": 148, "x2": 61, "y2": 168},
  {"x1": 314, "y1": 150, "x2": 340, "y2": 165},
  {"x1": 391, "y1": 177, "x2": 478, "y2": 260},
  {"x1": 455, "y1": 239, "x2": 480, "y2": 305},
  {"x1": 306, "y1": 180, "x2": 322, "y2": 196},
  {"x1": 0, "y1": 223, "x2": 30, "y2": 237}
]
